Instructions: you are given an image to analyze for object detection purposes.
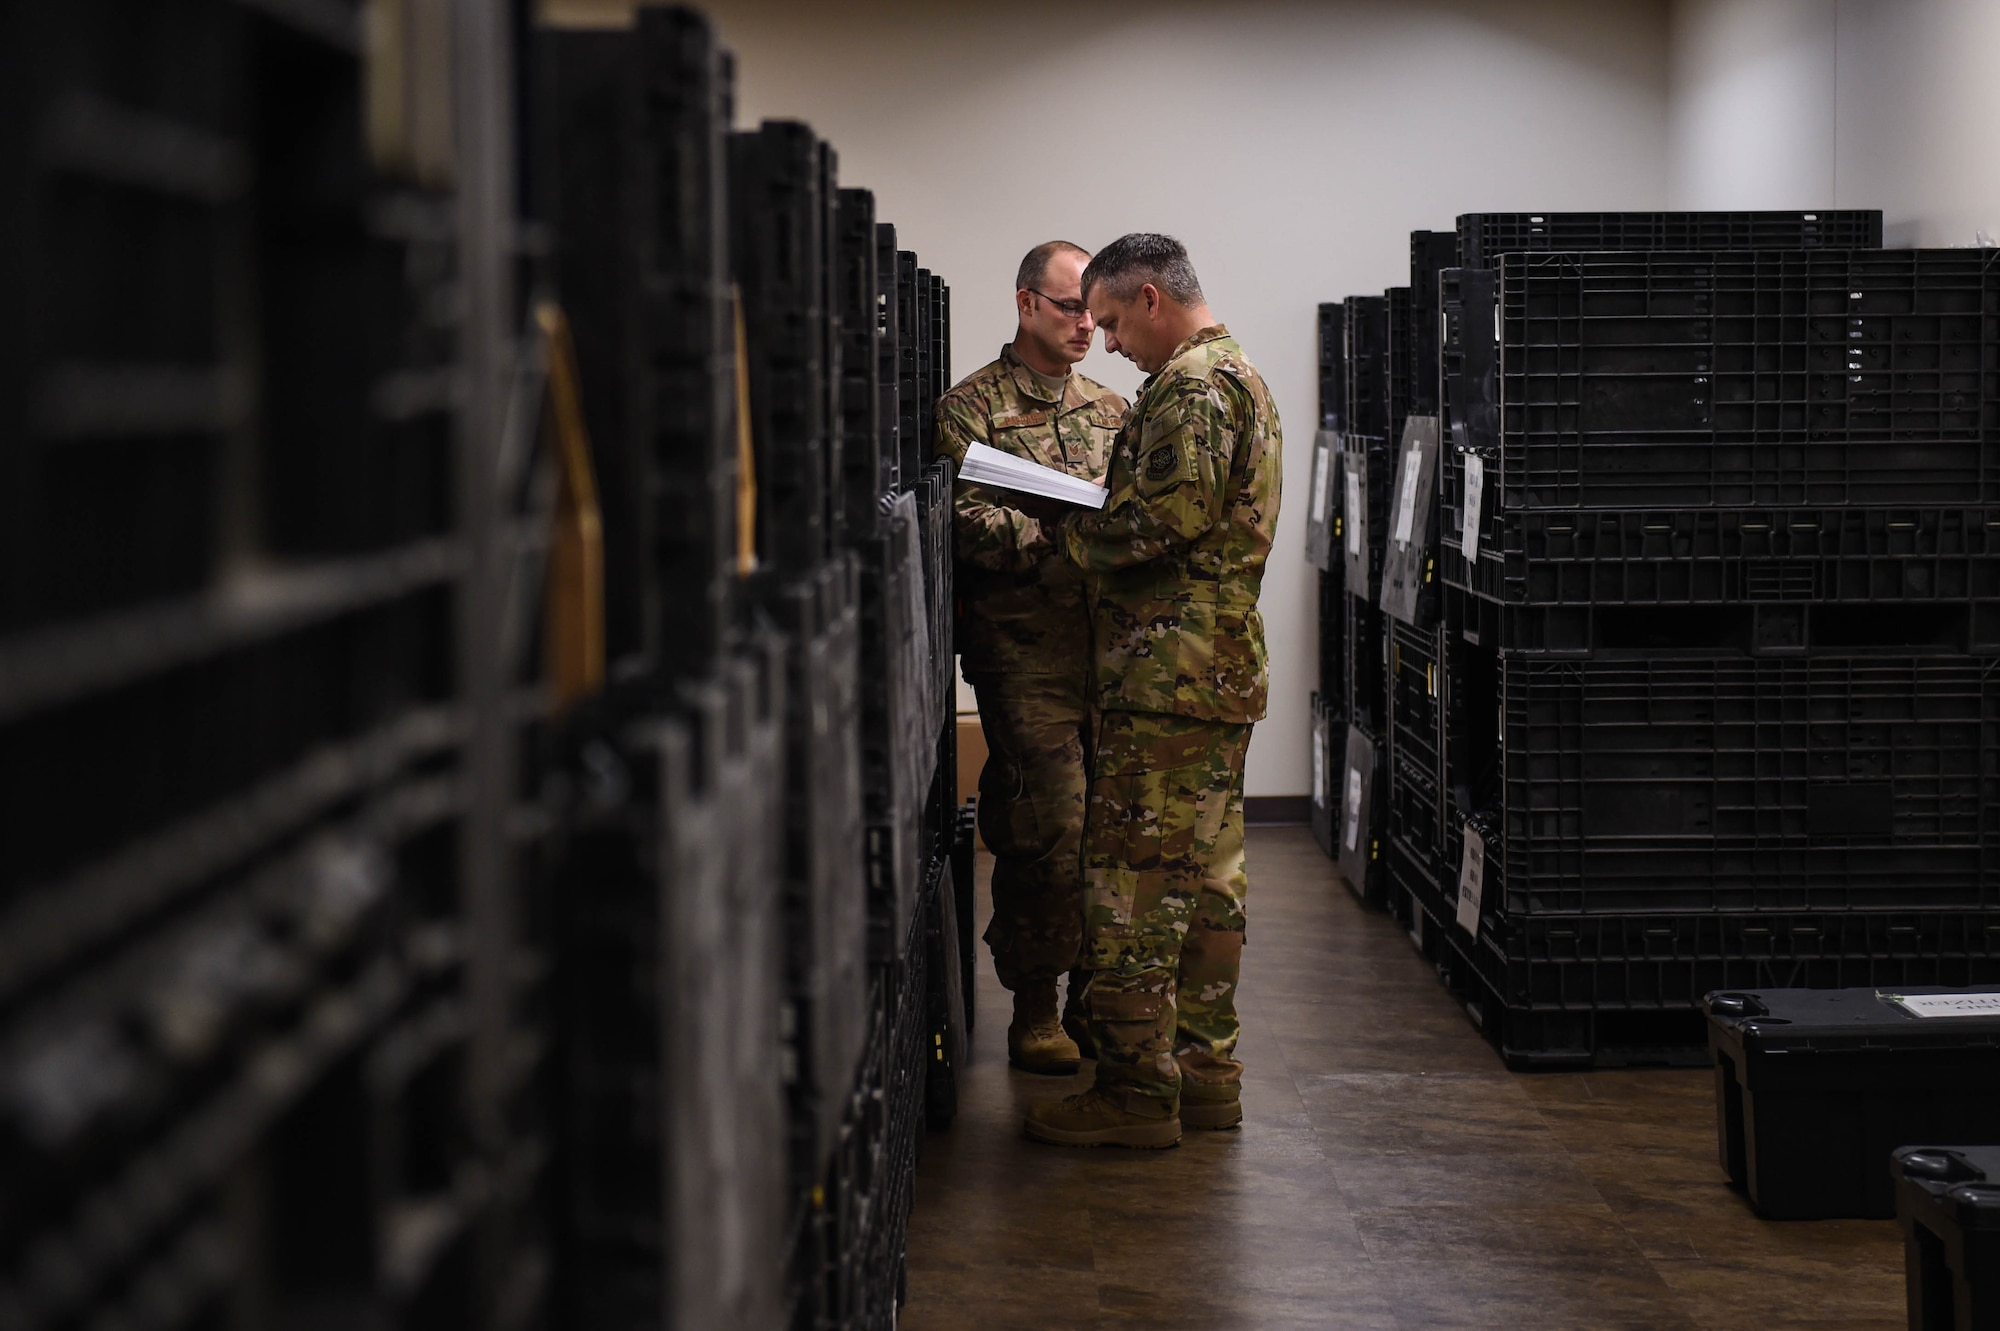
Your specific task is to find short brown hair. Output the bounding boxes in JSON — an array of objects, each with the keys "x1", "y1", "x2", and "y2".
[{"x1": 1015, "y1": 240, "x2": 1089, "y2": 292}]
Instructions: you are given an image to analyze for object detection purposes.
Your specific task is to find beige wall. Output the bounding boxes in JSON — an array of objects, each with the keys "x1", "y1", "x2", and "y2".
[
  {"x1": 548, "y1": 0, "x2": 1677, "y2": 796},
  {"x1": 1671, "y1": 0, "x2": 2000, "y2": 245},
  {"x1": 1668, "y1": 0, "x2": 1835, "y2": 208}
]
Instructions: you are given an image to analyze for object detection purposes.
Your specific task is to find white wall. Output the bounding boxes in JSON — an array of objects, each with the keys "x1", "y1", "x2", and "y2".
[
  {"x1": 1832, "y1": 0, "x2": 2000, "y2": 246},
  {"x1": 1671, "y1": 0, "x2": 2000, "y2": 245},
  {"x1": 549, "y1": 0, "x2": 1676, "y2": 796},
  {"x1": 1668, "y1": 0, "x2": 1834, "y2": 208}
]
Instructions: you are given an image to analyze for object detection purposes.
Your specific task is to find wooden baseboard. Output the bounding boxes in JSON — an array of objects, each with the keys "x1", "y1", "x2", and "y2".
[{"x1": 1244, "y1": 795, "x2": 1310, "y2": 827}]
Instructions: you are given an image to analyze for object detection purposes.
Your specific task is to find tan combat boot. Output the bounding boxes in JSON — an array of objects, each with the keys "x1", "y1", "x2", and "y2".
[
  {"x1": 1023, "y1": 1087, "x2": 1181, "y2": 1149},
  {"x1": 1007, "y1": 979, "x2": 1081, "y2": 1075},
  {"x1": 1179, "y1": 1082, "x2": 1243, "y2": 1131}
]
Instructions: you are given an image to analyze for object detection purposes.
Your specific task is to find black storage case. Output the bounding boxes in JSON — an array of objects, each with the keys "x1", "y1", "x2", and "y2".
[
  {"x1": 1894, "y1": 1144, "x2": 2000, "y2": 1331},
  {"x1": 1706, "y1": 987, "x2": 2000, "y2": 1219}
]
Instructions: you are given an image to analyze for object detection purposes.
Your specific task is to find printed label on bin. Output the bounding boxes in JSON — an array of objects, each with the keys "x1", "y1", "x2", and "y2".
[
  {"x1": 1455, "y1": 823, "x2": 1486, "y2": 935},
  {"x1": 1886, "y1": 992, "x2": 2000, "y2": 1019},
  {"x1": 1461, "y1": 454, "x2": 1485, "y2": 561},
  {"x1": 1342, "y1": 766, "x2": 1363, "y2": 851},
  {"x1": 1309, "y1": 437, "x2": 1330, "y2": 531},
  {"x1": 1312, "y1": 724, "x2": 1325, "y2": 805},
  {"x1": 1392, "y1": 445, "x2": 1421, "y2": 546},
  {"x1": 1345, "y1": 472, "x2": 1363, "y2": 557}
]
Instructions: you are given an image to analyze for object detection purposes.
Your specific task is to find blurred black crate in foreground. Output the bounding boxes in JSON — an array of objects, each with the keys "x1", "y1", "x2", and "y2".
[
  {"x1": 1894, "y1": 1144, "x2": 2000, "y2": 1329},
  {"x1": 1707, "y1": 988, "x2": 2000, "y2": 1219}
]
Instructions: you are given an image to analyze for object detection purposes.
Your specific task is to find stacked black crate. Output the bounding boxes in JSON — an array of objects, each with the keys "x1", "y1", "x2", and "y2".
[
  {"x1": 1382, "y1": 234, "x2": 1459, "y2": 934},
  {"x1": 1306, "y1": 303, "x2": 1347, "y2": 858},
  {"x1": 548, "y1": 14, "x2": 816, "y2": 1328},
  {"x1": 1428, "y1": 226, "x2": 2000, "y2": 1068},
  {"x1": 550, "y1": 646, "x2": 790, "y2": 1331},
  {"x1": 1331, "y1": 295, "x2": 1393, "y2": 906},
  {"x1": 0, "y1": 4, "x2": 538, "y2": 1326},
  {"x1": 732, "y1": 120, "x2": 831, "y2": 577}
]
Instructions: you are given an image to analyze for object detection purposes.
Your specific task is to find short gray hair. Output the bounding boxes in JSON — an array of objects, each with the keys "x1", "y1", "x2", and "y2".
[
  {"x1": 1015, "y1": 240, "x2": 1089, "y2": 292},
  {"x1": 1080, "y1": 233, "x2": 1204, "y2": 305}
]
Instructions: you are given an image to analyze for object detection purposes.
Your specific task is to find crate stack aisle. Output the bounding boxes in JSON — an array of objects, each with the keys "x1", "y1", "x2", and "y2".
[
  {"x1": 0, "y1": 3, "x2": 545, "y2": 1327},
  {"x1": 541, "y1": 9, "x2": 963, "y2": 1329},
  {"x1": 1396, "y1": 211, "x2": 2000, "y2": 1067}
]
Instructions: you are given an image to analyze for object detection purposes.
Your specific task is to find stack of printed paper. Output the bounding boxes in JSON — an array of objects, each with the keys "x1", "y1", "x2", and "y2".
[{"x1": 958, "y1": 441, "x2": 1108, "y2": 510}]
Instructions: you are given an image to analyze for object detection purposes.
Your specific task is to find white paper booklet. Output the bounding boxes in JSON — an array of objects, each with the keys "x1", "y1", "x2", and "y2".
[{"x1": 958, "y1": 441, "x2": 1108, "y2": 510}]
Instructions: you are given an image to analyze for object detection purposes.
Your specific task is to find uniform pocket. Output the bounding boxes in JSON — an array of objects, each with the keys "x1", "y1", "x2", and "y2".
[{"x1": 978, "y1": 754, "x2": 1055, "y2": 861}]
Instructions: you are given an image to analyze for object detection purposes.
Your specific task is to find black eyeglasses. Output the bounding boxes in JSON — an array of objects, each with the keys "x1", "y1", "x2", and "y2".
[{"x1": 1028, "y1": 288, "x2": 1089, "y2": 320}]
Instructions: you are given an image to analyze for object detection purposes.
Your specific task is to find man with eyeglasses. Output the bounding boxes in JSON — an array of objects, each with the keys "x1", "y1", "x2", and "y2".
[
  {"x1": 1022, "y1": 233, "x2": 1281, "y2": 1149},
  {"x1": 935, "y1": 240, "x2": 1129, "y2": 1076}
]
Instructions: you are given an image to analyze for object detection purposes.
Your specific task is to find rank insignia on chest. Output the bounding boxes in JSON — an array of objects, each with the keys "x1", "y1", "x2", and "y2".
[{"x1": 1145, "y1": 446, "x2": 1178, "y2": 482}]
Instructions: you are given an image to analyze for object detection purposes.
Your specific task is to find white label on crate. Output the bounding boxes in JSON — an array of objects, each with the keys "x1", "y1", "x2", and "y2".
[
  {"x1": 1310, "y1": 438, "x2": 1330, "y2": 534},
  {"x1": 1345, "y1": 472, "x2": 1363, "y2": 557},
  {"x1": 1342, "y1": 765, "x2": 1364, "y2": 851},
  {"x1": 1887, "y1": 992, "x2": 2000, "y2": 1019},
  {"x1": 1462, "y1": 453, "x2": 1486, "y2": 561},
  {"x1": 1455, "y1": 822, "x2": 1486, "y2": 936},
  {"x1": 1311, "y1": 723, "x2": 1326, "y2": 805},
  {"x1": 1392, "y1": 444, "x2": 1421, "y2": 546}
]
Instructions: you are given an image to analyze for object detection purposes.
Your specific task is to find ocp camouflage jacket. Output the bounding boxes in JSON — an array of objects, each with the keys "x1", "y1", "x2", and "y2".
[{"x1": 1061, "y1": 325, "x2": 1281, "y2": 724}]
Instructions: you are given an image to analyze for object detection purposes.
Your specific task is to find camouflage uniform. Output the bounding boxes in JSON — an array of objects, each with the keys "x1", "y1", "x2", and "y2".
[
  {"x1": 935, "y1": 344, "x2": 1127, "y2": 993},
  {"x1": 1059, "y1": 324, "x2": 1281, "y2": 1115}
]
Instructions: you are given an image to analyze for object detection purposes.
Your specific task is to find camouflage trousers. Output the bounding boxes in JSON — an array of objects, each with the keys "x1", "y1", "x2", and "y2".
[
  {"x1": 1082, "y1": 709, "x2": 1251, "y2": 1113},
  {"x1": 971, "y1": 673, "x2": 1091, "y2": 992}
]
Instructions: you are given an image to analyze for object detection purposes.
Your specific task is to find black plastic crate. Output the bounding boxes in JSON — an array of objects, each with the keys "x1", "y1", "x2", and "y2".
[
  {"x1": 1339, "y1": 438, "x2": 1390, "y2": 603},
  {"x1": 1334, "y1": 722, "x2": 1389, "y2": 910},
  {"x1": 1344, "y1": 295, "x2": 1389, "y2": 442},
  {"x1": 1470, "y1": 249, "x2": 2000, "y2": 511},
  {"x1": 1410, "y1": 231, "x2": 1456, "y2": 416},
  {"x1": 1317, "y1": 567, "x2": 1346, "y2": 715},
  {"x1": 1385, "y1": 285, "x2": 1413, "y2": 451},
  {"x1": 751, "y1": 561, "x2": 868, "y2": 1187},
  {"x1": 1386, "y1": 825, "x2": 1451, "y2": 937},
  {"x1": 1455, "y1": 209, "x2": 1884, "y2": 269},
  {"x1": 1318, "y1": 301, "x2": 1347, "y2": 431},
  {"x1": 1386, "y1": 752, "x2": 1446, "y2": 910},
  {"x1": 1310, "y1": 692, "x2": 1337, "y2": 859},
  {"x1": 1387, "y1": 617, "x2": 1443, "y2": 810},
  {"x1": 873, "y1": 222, "x2": 902, "y2": 494},
  {"x1": 1444, "y1": 648, "x2": 2000, "y2": 918},
  {"x1": 1303, "y1": 429, "x2": 1339, "y2": 572},
  {"x1": 1342, "y1": 587, "x2": 1387, "y2": 737},
  {"x1": 1380, "y1": 415, "x2": 1443, "y2": 628},
  {"x1": 731, "y1": 120, "x2": 830, "y2": 575},
  {"x1": 1476, "y1": 911, "x2": 2000, "y2": 1016},
  {"x1": 547, "y1": 18, "x2": 735, "y2": 676},
  {"x1": 1448, "y1": 581, "x2": 2000, "y2": 658},
  {"x1": 893, "y1": 252, "x2": 922, "y2": 486},
  {"x1": 1446, "y1": 502, "x2": 2000, "y2": 619},
  {"x1": 836, "y1": 188, "x2": 882, "y2": 544},
  {"x1": 1707, "y1": 987, "x2": 2000, "y2": 1219},
  {"x1": 1894, "y1": 1144, "x2": 2000, "y2": 1329}
]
